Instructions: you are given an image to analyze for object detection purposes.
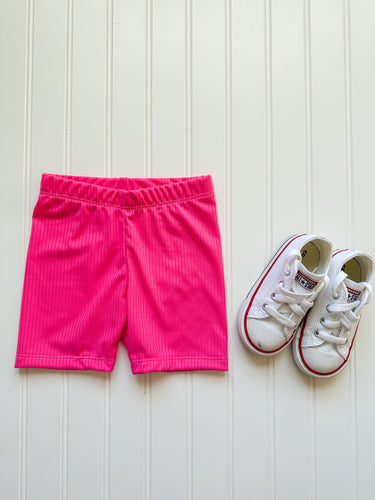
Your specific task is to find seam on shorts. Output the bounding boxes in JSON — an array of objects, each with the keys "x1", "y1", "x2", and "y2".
[
  {"x1": 40, "y1": 189, "x2": 215, "y2": 210},
  {"x1": 16, "y1": 353, "x2": 115, "y2": 361},
  {"x1": 131, "y1": 355, "x2": 228, "y2": 364},
  {"x1": 120, "y1": 208, "x2": 129, "y2": 331}
]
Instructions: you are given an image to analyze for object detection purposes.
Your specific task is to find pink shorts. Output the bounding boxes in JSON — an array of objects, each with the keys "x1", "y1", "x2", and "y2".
[{"x1": 15, "y1": 174, "x2": 228, "y2": 374}]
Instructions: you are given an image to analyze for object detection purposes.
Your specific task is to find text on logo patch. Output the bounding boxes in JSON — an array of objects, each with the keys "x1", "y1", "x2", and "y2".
[{"x1": 295, "y1": 271, "x2": 317, "y2": 291}]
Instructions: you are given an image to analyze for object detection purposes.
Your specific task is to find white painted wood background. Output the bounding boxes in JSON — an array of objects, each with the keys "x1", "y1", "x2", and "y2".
[{"x1": 1, "y1": 1, "x2": 375, "y2": 499}]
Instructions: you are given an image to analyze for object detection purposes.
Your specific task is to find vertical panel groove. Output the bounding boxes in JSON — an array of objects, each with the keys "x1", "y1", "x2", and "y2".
[
  {"x1": 307, "y1": 376, "x2": 317, "y2": 500},
  {"x1": 343, "y1": 0, "x2": 354, "y2": 244},
  {"x1": 264, "y1": 2, "x2": 275, "y2": 499},
  {"x1": 304, "y1": 0, "x2": 313, "y2": 233},
  {"x1": 105, "y1": 0, "x2": 113, "y2": 178},
  {"x1": 224, "y1": 0, "x2": 234, "y2": 499},
  {"x1": 264, "y1": 0, "x2": 273, "y2": 251},
  {"x1": 102, "y1": 375, "x2": 110, "y2": 500},
  {"x1": 59, "y1": 377, "x2": 69, "y2": 500},
  {"x1": 60, "y1": 2, "x2": 73, "y2": 499},
  {"x1": 102, "y1": 4, "x2": 113, "y2": 498},
  {"x1": 184, "y1": 1, "x2": 193, "y2": 499},
  {"x1": 185, "y1": 374, "x2": 193, "y2": 500},
  {"x1": 18, "y1": 375, "x2": 28, "y2": 500},
  {"x1": 19, "y1": 0, "x2": 34, "y2": 498},
  {"x1": 63, "y1": 0, "x2": 73, "y2": 175},
  {"x1": 22, "y1": 2, "x2": 33, "y2": 224},
  {"x1": 303, "y1": 3, "x2": 317, "y2": 500},
  {"x1": 143, "y1": 367, "x2": 152, "y2": 500},
  {"x1": 144, "y1": 1, "x2": 152, "y2": 499},
  {"x1": 145, "y1": 0, "x2": 153, "y2": 178},
  {"x1": 59, "y1": 374, "x2": 69, "y2": 500},
  {"x1": 343, "y1": 1, "x2": 357, "y2": 499},
  {"x1": 184, "y1": 0, "x2": 192, "y2": 176}
]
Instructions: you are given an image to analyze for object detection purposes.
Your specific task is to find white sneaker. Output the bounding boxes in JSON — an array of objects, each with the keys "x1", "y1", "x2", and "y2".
[
  {"x1": 293, "y1": 249, "x2": 373, "y2": 377},
  {"x1": 238, "y1": 234, "x2": 333, "y2": 356}
]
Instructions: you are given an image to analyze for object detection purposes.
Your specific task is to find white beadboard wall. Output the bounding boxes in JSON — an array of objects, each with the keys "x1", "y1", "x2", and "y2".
[{"x1": 1, "y1": 1, "x2": 375, "y2": 499}]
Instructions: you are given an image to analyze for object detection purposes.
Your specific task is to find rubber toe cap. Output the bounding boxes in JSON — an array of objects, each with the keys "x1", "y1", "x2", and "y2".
[
  {"x1": 246, "y1": 318, "x2": 289, "y2": 353},
  {"x1": 300, "y1": 347, "x2": 343, "y2": 374}
]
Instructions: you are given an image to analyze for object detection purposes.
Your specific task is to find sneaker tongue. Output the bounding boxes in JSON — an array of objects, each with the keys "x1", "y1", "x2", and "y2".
[
  {"x1": 278, "y1": 263, "x2": 322, "y2": 316},
  {"x1": 292, "y1": 263, "x2": 322, "y2": 293},
  {"x1": 344, "y1": 278, "x2": 365, "y2": 303}
]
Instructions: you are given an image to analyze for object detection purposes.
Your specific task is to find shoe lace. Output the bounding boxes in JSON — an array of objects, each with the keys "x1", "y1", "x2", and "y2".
[
  {"x1": 263, "y1": 250, "x2": 328, "y2": 338},
  {"x1": 314, "y1": 270, "x2": 372, "y2": 345}
]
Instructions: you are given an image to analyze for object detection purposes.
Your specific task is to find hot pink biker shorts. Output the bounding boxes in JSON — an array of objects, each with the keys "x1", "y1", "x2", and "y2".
[{"x1": 15, "y1": 173, "x2": 228, "y2": 374}]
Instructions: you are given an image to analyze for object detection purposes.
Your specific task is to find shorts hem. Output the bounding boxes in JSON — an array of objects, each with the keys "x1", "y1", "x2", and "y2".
[
  {"x1": 130, "y1": 356, "x2": 228, "y2": 374},
  {"x1": 14, "y1": 354, "x2": 115, "y2": 372}
]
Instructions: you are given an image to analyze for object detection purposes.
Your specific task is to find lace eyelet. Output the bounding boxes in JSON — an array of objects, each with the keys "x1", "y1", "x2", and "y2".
[
  {"x1": 320, "y1": 317, "x2": 325, "y2": 324},
  {"x1": 271, "y1": 293, "x2": 276, "y2": 300},
  {"x1": 332, "y1": 291, "x2": 340, "y2": 300},
  {"x1": 314, "y1": 330, "x2": 320, "y2": 337},
  {"x1": 326, "y1": 305, "x2": 332, "y2": 313},
  {"x1": 285, "y1": 269, "x2": 291, "y2": 276},
  {"x1": 262, "y1": 303, "x2": 268, "y2": 311}
]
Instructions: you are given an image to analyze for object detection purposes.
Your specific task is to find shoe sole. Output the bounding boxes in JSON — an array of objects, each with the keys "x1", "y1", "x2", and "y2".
[
  {"x1": 237, "y1": 234, "x2": 305, "y2": 356},
  {"x1": 292, "y1": 315, "x2": 352, "y2": 378}
]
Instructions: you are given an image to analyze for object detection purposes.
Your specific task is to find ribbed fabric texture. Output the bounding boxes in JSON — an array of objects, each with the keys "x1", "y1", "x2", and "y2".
[{"x1": 15, "y1": 174, "x2": 228, "y2": 374}]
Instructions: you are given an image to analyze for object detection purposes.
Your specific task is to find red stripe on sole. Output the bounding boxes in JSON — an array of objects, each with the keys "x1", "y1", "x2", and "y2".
[
  {"x1": 297, "y1": 313, "x2": 359, "y2": 376},
  {"x1": 243, "y1": 234, "x2": 305, "y2": 354}
]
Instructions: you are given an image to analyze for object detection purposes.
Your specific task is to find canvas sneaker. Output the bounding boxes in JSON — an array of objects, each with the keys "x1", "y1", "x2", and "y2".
[
  {"x1": 237, "y1": 234, "x2": 333, "y2": 356},
  {"x1": 293, "y1": 249, "x2": 373, "y2": 377}
]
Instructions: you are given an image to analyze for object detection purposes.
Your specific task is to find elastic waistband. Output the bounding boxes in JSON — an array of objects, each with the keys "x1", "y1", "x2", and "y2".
[{"x1": 40, "y1": 173, "x2": 214, "y2": 209}]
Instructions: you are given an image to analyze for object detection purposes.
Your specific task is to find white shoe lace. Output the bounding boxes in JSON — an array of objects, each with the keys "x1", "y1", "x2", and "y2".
[
  {"x1": 314, "y1": 270, "x2": 372, "y2": 345},
  {"x1": 263, "y1": 250, "x2": 328, "y2": 338}
]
